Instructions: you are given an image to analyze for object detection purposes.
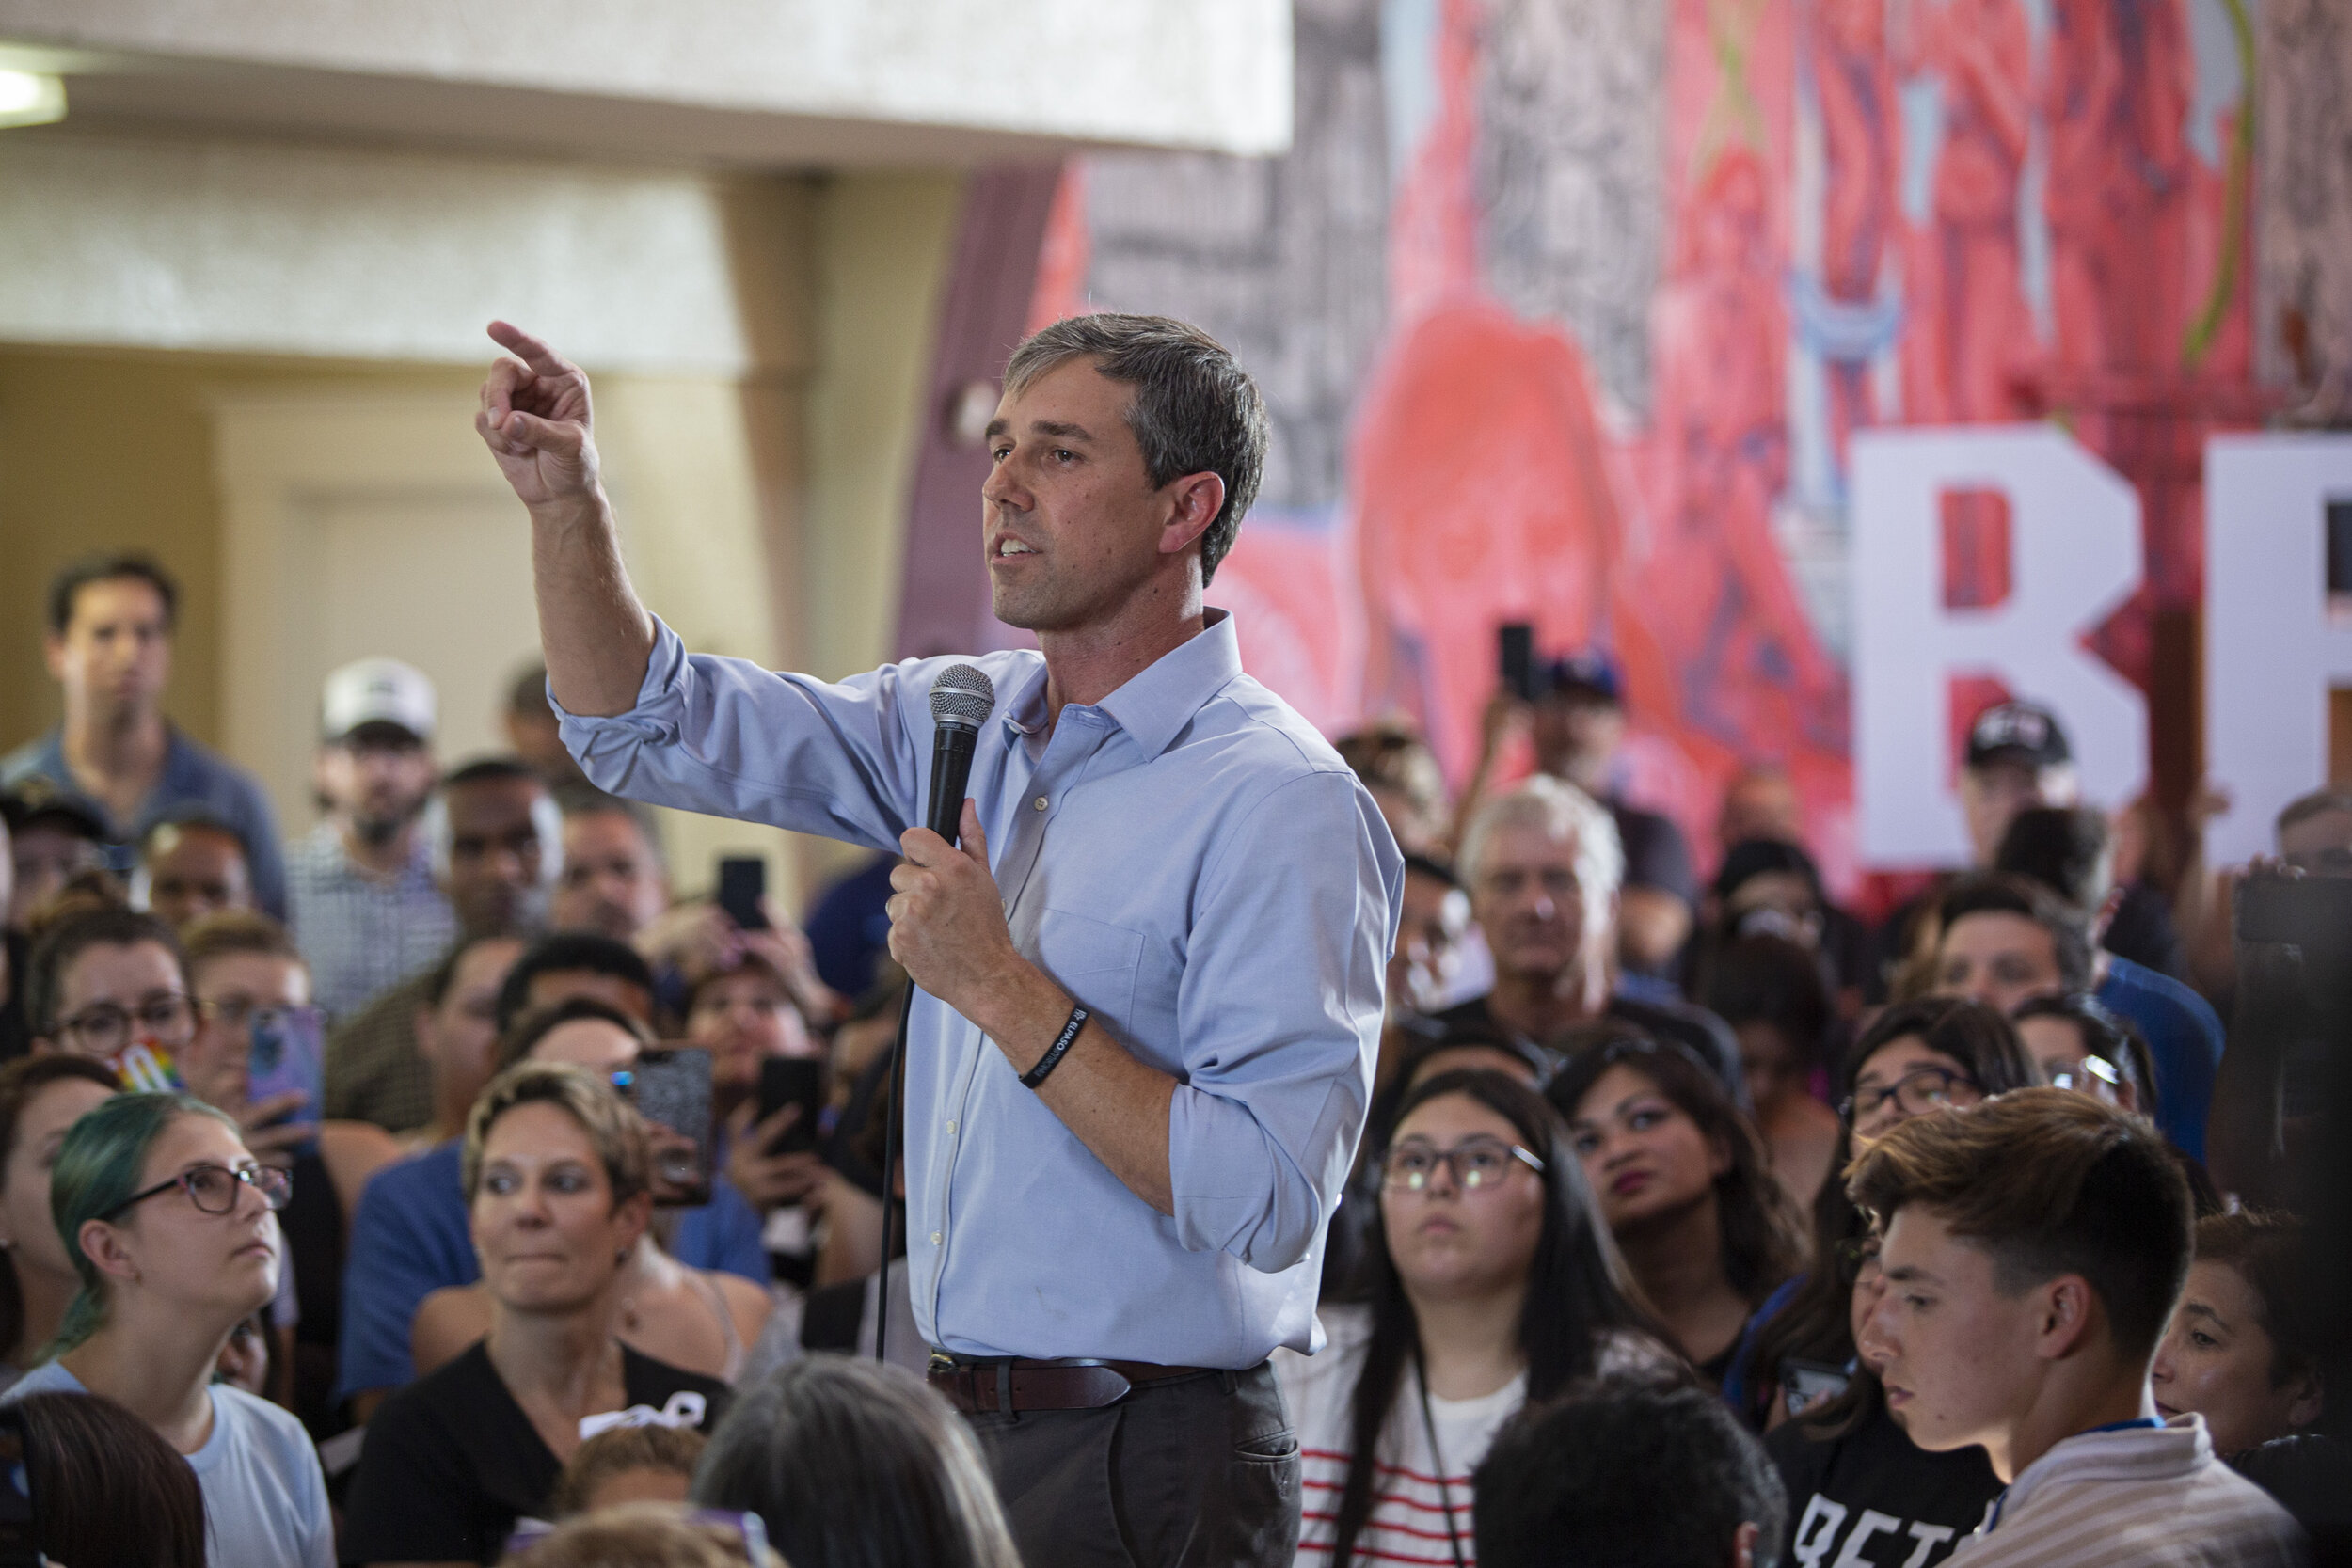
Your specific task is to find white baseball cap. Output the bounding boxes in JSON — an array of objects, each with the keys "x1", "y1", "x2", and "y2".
[{"x1": 322, "y1": 657, "x2": 436, "y2": 743}]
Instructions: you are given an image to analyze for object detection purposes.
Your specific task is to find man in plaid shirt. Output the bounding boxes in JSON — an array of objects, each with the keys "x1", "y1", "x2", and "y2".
[{"x1": 288, "y1": 658, "x2": 453, "y2": 1020}]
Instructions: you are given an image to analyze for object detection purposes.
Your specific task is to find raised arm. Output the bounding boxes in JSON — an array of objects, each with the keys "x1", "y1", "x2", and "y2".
[{"x1": 475, "y1": 321, "x2": 656, "y2": 717}]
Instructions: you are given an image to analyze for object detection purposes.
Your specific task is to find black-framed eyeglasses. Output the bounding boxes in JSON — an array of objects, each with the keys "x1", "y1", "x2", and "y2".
[
  {"x1": 1839, "y1": 1065, "x2": 1981, "y2": 1130},
  {"x1": 54, "y1": 994, "x2": 202, "y2": 1056},
  {"x1": 1380, "y1": 1136, "x2": 1545, "y2": 1193},
  {"x1": 101, "y1": 1163, "x2": 291, "y2": 1223}
]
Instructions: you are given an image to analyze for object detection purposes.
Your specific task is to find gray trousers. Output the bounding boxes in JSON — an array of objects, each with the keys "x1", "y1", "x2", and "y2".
[{"x1": 965, "y1": 1363, "x2": 1301, "y2": 1567}]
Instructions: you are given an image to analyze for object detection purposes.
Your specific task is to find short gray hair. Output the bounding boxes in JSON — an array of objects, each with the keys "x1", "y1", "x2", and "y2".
[
  {"x1": 1004, "y1": 313, "x2": 1269, "y2": 584},
  {"x1": 1458, "y1": 775, "x2": 1625, "y2": 929}
]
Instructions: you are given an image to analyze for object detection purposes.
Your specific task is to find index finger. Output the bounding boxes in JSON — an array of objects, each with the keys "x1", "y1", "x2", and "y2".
[{"x1": 487, "y1": 320, "x2": 576, "y2": 380}]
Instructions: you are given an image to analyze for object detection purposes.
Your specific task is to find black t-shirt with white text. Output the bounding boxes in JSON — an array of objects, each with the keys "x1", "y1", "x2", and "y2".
[{"x1": 1767, "y1": 1402, "x2": 2002, "y2": 1568}]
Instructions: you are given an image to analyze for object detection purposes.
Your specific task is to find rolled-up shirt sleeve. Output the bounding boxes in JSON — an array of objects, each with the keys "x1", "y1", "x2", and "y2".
[
  {"x1": 1166, "y1": 768, "x2": 1397, "y2": 1272},
  {"x1": 554, "y1": 616, "x2": 925, "y2": 850}
]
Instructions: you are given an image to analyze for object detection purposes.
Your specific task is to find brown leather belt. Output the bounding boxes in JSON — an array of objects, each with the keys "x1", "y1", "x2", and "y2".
[{"x1": 927, "y1": 1353, "x2": 1216, "y2": 1415}]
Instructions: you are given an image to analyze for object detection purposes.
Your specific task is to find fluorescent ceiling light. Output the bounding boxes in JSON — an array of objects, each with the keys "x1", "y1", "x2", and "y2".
[{"x1": 0, "y1": 70, "x2": 64, "y2": 128}]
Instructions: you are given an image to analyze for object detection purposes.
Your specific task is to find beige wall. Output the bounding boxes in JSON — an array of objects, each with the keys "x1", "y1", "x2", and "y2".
[
  {"x1": 0, "y1": 165, "x2": 962, "y2": 911},
  {"x1": 799, "y1": 171, "x2": 963, "y2": 683},
  {"x1": 0, "y1": 345, "x2": 477, "y2": 760}
]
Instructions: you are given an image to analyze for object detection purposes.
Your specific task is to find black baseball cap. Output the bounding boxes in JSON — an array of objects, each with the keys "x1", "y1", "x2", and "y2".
[
  {"x1": 1540, "y1": 650, "x2": 1623, "y2": 706},
  {"x1": 0, "y1": 784, "x2": 112, "y2": 842},
  {"x1": 1965, "y1": 701, "x2": 2071, "y2": 771}
]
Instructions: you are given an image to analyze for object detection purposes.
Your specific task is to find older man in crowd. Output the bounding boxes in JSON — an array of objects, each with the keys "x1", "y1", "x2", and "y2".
[{"x1": 1438, "y1": 775, "x2": 1740, "y2": 1093}]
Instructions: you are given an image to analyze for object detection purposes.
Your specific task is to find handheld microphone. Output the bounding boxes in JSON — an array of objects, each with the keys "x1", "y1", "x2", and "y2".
[
  {"x1": 878, "y1": 662, "x2": 995, "y2": 1370},
  {"x1": 924, "y1": 664, "x2": 995, "y2": 845}
]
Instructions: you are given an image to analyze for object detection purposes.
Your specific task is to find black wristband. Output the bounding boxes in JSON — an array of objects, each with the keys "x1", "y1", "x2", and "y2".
[{"x1": 1020, "y1": 1004, "x2": 1089, "y2": 1090}]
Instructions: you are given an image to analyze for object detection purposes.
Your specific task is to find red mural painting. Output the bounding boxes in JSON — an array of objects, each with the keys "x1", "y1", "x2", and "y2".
[
  {"x1": 1356, "y1": 0, "x2": 1853, "y2": 862},
  {"x1": 1025, "y1": 0, "x2": 2258, "y2": 883}
]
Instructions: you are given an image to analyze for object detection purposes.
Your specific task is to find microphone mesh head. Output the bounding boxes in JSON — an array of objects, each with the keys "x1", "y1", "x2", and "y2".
[{"x1": 929, "y1": 664, "x2": 995, "y2": 729}]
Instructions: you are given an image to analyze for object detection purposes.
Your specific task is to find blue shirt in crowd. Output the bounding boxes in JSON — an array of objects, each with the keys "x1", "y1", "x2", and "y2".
[
  {"x1": 1, "y1": 725, "x2": 289, "y2": 919},
  {"x1": 335, "y1": 1138, "x2": 769, "y2": 1399},
  {"x1": 558, "y1": 610, "x2": 1400, "y2": 1369},
  {"x1": 6, "y1": 1360, "x2": 332, "y2": 1568},
  {"x1": 2097, "y1": 952, "x2": 2226, "y2": 1161}
]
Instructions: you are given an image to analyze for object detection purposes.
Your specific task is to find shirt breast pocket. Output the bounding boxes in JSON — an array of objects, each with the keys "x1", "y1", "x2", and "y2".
[{"x1": 1034, "y1": 907, "x2": 1145, "y2": 1027}]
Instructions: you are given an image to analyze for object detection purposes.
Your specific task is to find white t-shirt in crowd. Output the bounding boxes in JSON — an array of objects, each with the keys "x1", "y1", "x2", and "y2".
[
  {"x1": 4, "y1": 1360, "x2": 333, "y2": 1568},
  {"x1": 1275, "y1": 1304, "x2": 1667, "y2": 1568}
]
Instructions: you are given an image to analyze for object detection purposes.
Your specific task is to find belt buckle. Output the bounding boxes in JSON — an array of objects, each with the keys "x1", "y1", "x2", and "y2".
[{"x1": 928, "y1": 1352, "x2": 958, "y2": 1377}]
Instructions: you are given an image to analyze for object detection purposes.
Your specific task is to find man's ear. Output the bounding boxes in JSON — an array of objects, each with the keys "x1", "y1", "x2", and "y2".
[
  {"x1": 1156, "y1": 471, "x2": 1225, "y2": 559},
  {"x1": 41, "y1": 631, "x2": 68, "y2": 683},
  {"x1": 2035, "y1": 1274, "x2": 2101, "y2": 1361},
  {"x1": 1731, "y1": 1519, "x2": 1759, "y2": 1568}
]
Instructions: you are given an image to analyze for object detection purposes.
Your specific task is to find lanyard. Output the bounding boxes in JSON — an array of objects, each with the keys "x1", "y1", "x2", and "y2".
[{"x1": 1413, "y1": 1352, "x2": 1471, "y2": 1568}]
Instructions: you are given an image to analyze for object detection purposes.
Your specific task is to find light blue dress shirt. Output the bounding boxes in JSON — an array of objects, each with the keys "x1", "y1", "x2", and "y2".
[{"x1": 559, "y1": 609, "x2": 1401, "y2": 1367}]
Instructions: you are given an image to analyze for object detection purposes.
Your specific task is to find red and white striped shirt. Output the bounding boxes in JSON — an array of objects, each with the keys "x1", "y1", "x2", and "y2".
[{"x1": 1274, "y1": 1306, "x2": 1669, "y2": 1566}]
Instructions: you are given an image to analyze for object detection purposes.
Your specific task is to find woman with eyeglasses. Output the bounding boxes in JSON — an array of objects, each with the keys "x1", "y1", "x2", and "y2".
[
  {"x1": 24, "y1": 903, "x2": 198, "y2": 1081},
  {"x1": 1550, "y1": 1031, "x2": 1807, "y2": 1391},
  {"x1": 1743, "y1": 1000, "x2": 2033, "y2": 1568},
  {"x1": 343, "y1": 1063, "x2": 731, "y2": 1567},
  {"x1": 0, "y1": 1090, "x2": 332, "y2": 1567},
  {"x1": 1278, "y1": 1069, "x2": 1676, "y2": 1567}
]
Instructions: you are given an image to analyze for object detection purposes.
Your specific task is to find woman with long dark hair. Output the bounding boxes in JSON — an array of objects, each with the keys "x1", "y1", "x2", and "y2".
[
  {"x1": 1748, "y1": 999, "x2": 2036, "y2": 1568},
  {"x1": 1550, "y1": 1032, "x2": 1807, "y2": 1387},
  {"x1": 1279, "y1": 1069, "x2": 1675, "y2": 1567}
]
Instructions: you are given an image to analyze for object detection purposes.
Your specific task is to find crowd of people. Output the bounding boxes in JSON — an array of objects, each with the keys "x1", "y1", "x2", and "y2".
[{"x1": 0, "y1": 531, "x2": 2341, "y2": 1568}]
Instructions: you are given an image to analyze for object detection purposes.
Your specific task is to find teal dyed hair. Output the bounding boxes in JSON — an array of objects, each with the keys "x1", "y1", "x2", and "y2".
[{"x1": 43, "y1": 1092, "x2": 239, "y2": 1359}]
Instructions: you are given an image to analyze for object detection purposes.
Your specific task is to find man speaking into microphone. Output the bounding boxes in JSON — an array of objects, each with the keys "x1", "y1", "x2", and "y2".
[{"x1": 476, "y1": 312, "x2": 1400, "y2": 1563}]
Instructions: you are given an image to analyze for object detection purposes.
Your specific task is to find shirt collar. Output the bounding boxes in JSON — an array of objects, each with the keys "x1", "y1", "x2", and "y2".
[
  {"x1": 1096, "y1": 609, "x2": 1244, "y2": 762},
  {"x1": 994, "y1": 610, "x2": 1244, "y2": 761}
]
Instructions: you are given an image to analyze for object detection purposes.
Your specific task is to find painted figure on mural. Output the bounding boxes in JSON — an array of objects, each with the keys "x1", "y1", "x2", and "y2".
[
  {"x1": 1808, "y1": 0, "x2": 1900, "y2": 465},
  {"x1": 1901, "y1": 0, "x2": 2036, "y2": 424},
  {"x1": 1644, "y1": 147, "x2": 1846, "y2": 767},
  {"x1": 2043, "y1": 0, "x2": 2196, "y2": 390},
  {"x1": 1352, "y1": 301, "x2": 1624, "y2": 779}
]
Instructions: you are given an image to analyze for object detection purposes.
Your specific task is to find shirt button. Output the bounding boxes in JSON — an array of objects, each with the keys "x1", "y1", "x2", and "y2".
[
  {"x1": 930, "y1": 1231, "x2": 944, "y2": 1246},
  {"x1": 1033, "y1": 796, "x2": 1048, "y2": 811},
  {"x1": 946, "y1": 1120, "x2": 958, "y2": 1135}
]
